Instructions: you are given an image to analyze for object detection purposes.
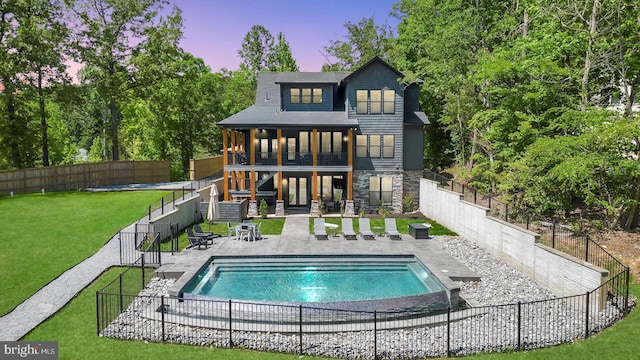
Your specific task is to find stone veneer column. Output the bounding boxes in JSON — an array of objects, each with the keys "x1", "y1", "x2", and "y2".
[
  {"x1": 310, "y1": 200, "x2": 320, "y2": 217},
  {"x1": 403, "y1": 170, "x2": 423, "y2": 208},
  {"x1": 248, "y1": 200, "x2": 258, "y2": 217},
  {"x1": 275, "y1": 200, "x2": 285, "y2": 216},
  {"x1": 344, "y1": 200, "x2": 355, "y2": 216}
]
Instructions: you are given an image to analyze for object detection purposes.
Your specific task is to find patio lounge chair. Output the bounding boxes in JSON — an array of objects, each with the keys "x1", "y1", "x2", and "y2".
[
  {"x1": 314, "y1": 218, "x2": 328, "y2": 240},
  {"x1": 358, "y1": 218, "x2": 375, "y2": 240},
  {"x1": 385, "y1": 218, "x2": 402, "y2": 240},
  {"x1": 341, "y1": 218, "x2": 357, "y2": 240},
  {"x1": 193, "y1": 224, "x2": 221, "y2": 240},
  {"x1": 186, "y1": 228, "x2": 209, "y2": 249}
]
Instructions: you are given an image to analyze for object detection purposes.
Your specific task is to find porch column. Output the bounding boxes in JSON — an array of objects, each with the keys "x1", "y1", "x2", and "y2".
[
  {"x1": 223, "y1": 128, "x2": 229, "y2": 201},
  {"x1": 347, "y1": 128, "x2": 353, "y2": 200},
  {"x1": 312, "y1": 129, "x2": 318, "y2": 200},
  {"x1": 230, "y1": 130, "x2": 237, "y2": 193},
  {"x1": 249, "y1": 129, "x2": 256, "y2": 201},
  {"x1": 275, "y1": 128, "x2": 285, "y2": 216}
]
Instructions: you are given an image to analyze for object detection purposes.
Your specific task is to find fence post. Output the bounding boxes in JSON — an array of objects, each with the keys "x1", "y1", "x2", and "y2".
[
  {"x1": 161, "y1": 296, "x2": 166, "y2": 342},
  {"x1": 119, "y1": 274, "x2": 123, "y2": 314},
  {"x1": 447, "y1": 307, "x2": 451, "y2": 357},
  {"x1": 148, "y1": 205, "x2": 151, "y2": 220},
  {"x1": 374, "y1": 311, "x2": 378, "y2": 360},
  {"x1": 505, "y1": 204, "x2": 509, "y2": 222},
  {"x1": 161, "y1": 197, "x2": 164, "y2": 215},
  {"x1": 141, "y1": 256, "x2": 145, "y2": 289},
  {"x1": 552, "y1": 221, "x2": 556, "y2": 249},
  {"x1": 488, "y1": 197, "x2": 492, "y2": 209},
  {"x1": 517, "y1": 301, "x2": 522, "y2": 351},
  {"x1": 585, "y1": 235, "x2": 590, "y2": 262},
  {"x1": 96, "y1": 292, "x2": 100, "y2": 336},
  {"x1": 625, "y1": 267, "x2": 630, "y2": 314},
  {"x1": 118, "y1": 232, "x2": 123, "y2": 265},
  {"x1": 585, "y1": 291, "x2": 590, "y2": 339},
  {"x1": 474, "y1": 189, "x2": 477, "y2": 204},
  {"x1": 299, "y1": 305, "x2": 303, "y2": 355},
  {"x1": 229, "y1": 299, "x2": 233, "y2": 347},
  {"x1": 526, "y1": 211, "x2": 530, "y2": 230},
  {"x1": 172, "y1": 192, "x2": 175, "y2": 207}
]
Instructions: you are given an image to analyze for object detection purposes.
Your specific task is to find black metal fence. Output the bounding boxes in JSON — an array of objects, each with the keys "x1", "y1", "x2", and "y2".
[
  {"x1": 97, "y1": 262, "x2": 629, "y2": 359},
  {"x1": 118, "y1": 223, "x2": 179, "y2": 266},
  {"x1": 146, "y1": 177, "x2": 221, "y2": 220},
  {"x1": 422, "y1": 170, "x2": 628, "y2": 280}
]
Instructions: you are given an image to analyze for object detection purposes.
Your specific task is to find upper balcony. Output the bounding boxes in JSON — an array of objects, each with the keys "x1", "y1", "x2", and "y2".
[{"x1": 227, "y1": 152, "x2": 348, "y2": 167}]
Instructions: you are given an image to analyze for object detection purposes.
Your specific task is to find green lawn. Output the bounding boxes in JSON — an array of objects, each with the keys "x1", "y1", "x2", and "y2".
[
  {"x1": 23, "y1": 267, "x2": 639, "y2": 360},
  {"x1": 311, "y1": 217, "x2": 457, "y2": 236},
  {"x1": 170, "y1": 218, "x2": 286, "y2": 250},
  {"x1": 0, "y1": 190, "x2": 168, "y2": 316},
  {"x1": 8, "y1": 191, "x2": 640, "y2": 359},
  {"x1": 23, "y1": 267, "x2": 327, "y2": 360}
]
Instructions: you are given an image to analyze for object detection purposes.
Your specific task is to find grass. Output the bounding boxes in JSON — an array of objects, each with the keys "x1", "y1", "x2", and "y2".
[
  {"x1": 310, "y1": 217, "x2": 457, "y2": 236},
  {"x1": 168, "y1": 218, "x2": 286, "y2": 251},
  {"x1": 9, "y1": 191, "x2": 639, "y2": 359},
  {"x1": 23, "y1": 267, "x2": 328, "y2": 360},
  {"x1": 23, "y1": 267, "x2": 639, "y2": 360},
  {"x1": 469, "y1": 284, "x2": 640, "y2": 360},
  {"x1": 0, "y1": 190, "x2": 168, "y2": 316}
]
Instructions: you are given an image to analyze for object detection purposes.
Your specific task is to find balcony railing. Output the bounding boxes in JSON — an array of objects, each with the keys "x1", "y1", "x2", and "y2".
[{"x1": 227, "y1": 152, "x2": 348, "y2": 166}]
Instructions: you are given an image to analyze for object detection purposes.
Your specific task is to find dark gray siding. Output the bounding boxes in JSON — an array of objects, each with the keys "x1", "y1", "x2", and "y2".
[
  {"x1": 403, "y1": 125, "x2": 424, "y2": 170},
  {"x1": 346, "y1": 61, "x2": 404, "y2": 171},
  {"x1": 281, "y1": 84, "x2": 334, "y2": 111},
  {"x1": 404, "y1": 84, "x2": 421, "y2": 112},
  {"x1": 255, "y1": 73, "x2": 281, "y2": 108}
]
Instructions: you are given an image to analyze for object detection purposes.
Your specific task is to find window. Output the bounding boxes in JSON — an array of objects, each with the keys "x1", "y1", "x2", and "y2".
[
  {"x1": 370, "y1": 177, "x2": 393, "y2": 206},
  {"x1": 290, "y1": 88, "x2": 300, "y2": 103},
  {"x1": 356, "y1": 89, "x2": 395, "y2": 114},
  {"x1": 313, "y1": 88, "x2": 322, "y2": 103},
  {"x1": 290, "y1": 87, "x2": 322, "y2": 104},
  {"x1": 356, "y1": 134, "x2": 395, "y2": 158},
  {"x1": 369, "y1": 135, "x2": 381, "y2": 158},
  {"x1": 356, "y1": 90, "x2": 368, "y2": 114},
  {"x1": 383, "y1": 89, "x2": 395, "y2": 113},
  {"x1": 382, "y1": 135, "x2": 394, "y2": 158},
  {"x1": 356, "y1": 135, "x2": 367, "y2": 157},
  {"x1": 370, "y1": 90, "x2": 382, "y2": 114},
  {"x1": 260, "y1": 139, "x2": 269, "y2": 159}
]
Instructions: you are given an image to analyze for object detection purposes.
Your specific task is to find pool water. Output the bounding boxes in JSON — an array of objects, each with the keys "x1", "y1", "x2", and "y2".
[{"x1": 181, "y1": 258, "x2": 447, "y2": 303}]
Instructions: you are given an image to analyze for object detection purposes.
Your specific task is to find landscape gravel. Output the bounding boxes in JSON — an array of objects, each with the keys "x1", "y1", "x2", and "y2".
[{"x1": 101, "y1": 236, "x2": 629, "y2": 359}]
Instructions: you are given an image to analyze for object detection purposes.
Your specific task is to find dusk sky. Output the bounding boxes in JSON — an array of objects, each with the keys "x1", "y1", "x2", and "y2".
[{"x1": 170, "y1": 0, "x2": 400, "y2": 72}]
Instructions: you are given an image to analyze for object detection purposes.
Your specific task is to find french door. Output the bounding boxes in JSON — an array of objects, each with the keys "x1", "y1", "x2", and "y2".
[{"x1": 288, "y1": 176, "x2": 308, "y2": 206}]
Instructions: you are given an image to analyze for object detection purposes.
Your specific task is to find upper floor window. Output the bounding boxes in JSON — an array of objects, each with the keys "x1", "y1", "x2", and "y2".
[
  {"x1": 291, "y1": 87, "x2": 322, "y2": 104},
  {"x1": 356, "y1": 89, "x2": 395, "y2": 114},
  {"x1": 355, "y1": 134, "x2": 395, "y2": 158}
]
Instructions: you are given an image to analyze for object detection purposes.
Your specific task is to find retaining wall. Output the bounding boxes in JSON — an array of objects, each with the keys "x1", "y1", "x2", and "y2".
[{"x1": 419, "y1": 179, "x2": 608, "y2": 297}]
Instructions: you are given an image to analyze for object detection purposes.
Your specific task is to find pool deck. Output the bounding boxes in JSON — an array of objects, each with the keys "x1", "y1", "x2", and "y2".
[{"x1": 156, "y1": 215, "x2": 480, "y2": 298}]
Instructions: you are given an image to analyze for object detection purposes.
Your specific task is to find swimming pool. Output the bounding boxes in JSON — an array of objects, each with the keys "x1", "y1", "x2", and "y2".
[{"x1": 179, "y1": 255, "x2": 454, "y2": 311}]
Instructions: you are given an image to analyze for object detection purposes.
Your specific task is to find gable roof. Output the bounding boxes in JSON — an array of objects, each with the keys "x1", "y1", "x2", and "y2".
[{"x1": 341, "y1": 56, "x2": 404, "y2": 84}]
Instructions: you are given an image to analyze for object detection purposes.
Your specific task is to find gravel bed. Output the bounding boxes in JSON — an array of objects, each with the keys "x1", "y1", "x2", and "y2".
[{"x1": 101, "y1": 236, "x2": 631, "y2": 359}]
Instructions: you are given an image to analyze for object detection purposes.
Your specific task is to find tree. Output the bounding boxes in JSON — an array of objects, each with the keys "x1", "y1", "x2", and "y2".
[
  {"x1": 18, "y1": 0, "x2": 70, "y2": 167},
  {"x1": 268, "y1": 32, "x2": 299, "y2": 72},
  {"x1": 238, "y1": 25, "x2": 298, "y2": 81},
  {"x1": 322, "y1": 17, "x2": 393, "y2": 71},
  {"x1": 67, "y1": 0, "x2": 182, "y2": 161}
]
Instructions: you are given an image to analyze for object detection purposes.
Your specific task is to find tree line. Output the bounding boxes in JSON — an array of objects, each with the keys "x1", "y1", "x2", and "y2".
[{"x1": 1, "y1": 0, "x2": 639, "y2": 229}]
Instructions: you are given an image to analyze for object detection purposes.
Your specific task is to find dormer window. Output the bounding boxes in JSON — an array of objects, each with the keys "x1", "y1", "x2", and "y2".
[
  {"x1": 290, "y1": 87, "x2": 322, "y2": 104},
  {"x1": 356, "y1": 89, "x2": 395, "y2": 114}
]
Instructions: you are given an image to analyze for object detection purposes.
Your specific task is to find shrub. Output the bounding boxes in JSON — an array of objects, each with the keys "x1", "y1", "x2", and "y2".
[
  {"x1": 259, "y1": 199, "x2": 268, "y2": 219},
  {"x1": 402, "y1": 193, "x2": 418, "y2": 213}
]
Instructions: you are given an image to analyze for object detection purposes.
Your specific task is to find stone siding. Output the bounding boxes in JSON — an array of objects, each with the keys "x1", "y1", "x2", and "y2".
[{"x1": 353, "y1": 170, "x2": 403, "y2": 214}]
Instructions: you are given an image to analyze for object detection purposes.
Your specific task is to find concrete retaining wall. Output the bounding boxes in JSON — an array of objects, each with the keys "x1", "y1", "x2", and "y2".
[{"x1": 419, "y1": 179, "x2": 608, "y2": 297}]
